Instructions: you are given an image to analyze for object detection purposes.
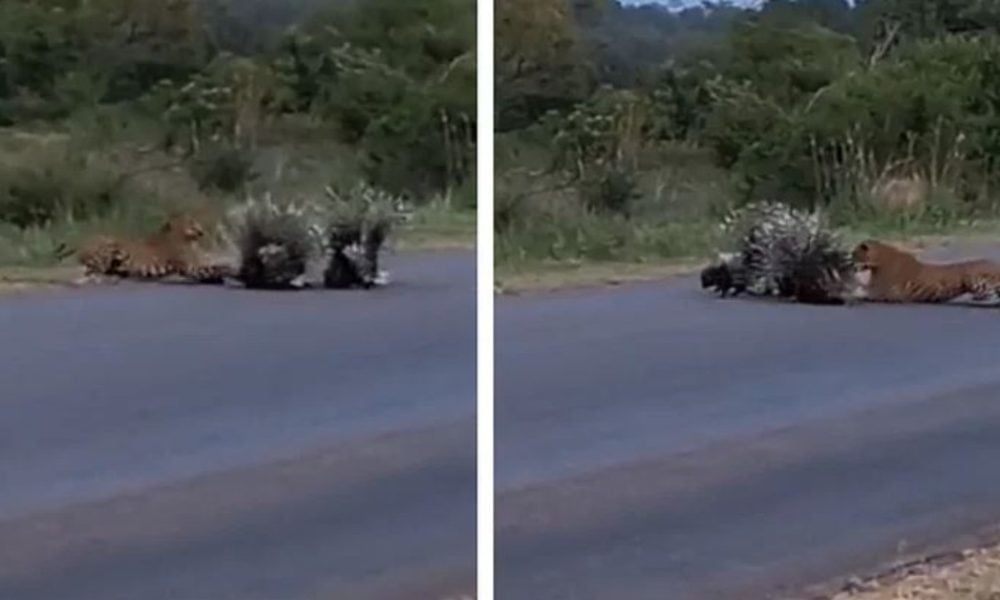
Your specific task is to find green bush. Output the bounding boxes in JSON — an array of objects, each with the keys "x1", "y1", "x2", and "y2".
[
  {"x1": 270, "y1": 0, "x2": 476, "y2": 198},
  {"x1": 545, "y1": 87, "x2": 651, "y2": 180},
  {"x1": 703, "y1": 33, "x2": 1000, "y2": 215},
  {"x1": 0, "y1": 146, "x2": 124, "y2": 228},
  {"x1": 496, "y1": 204, "x2": 716, "y2": 266},
  {"x1": 495, "y1": 171, "x2": 717, "y2": 266},
  {"x1": 581, "y1": 166, "x2": 642, "y2": 217},
  {"x1": 189, "y1": 144, "x2": 259, "y2": 193},
  {"x1": 724, "y1": 22, "x2": 860, "y2": 109}
]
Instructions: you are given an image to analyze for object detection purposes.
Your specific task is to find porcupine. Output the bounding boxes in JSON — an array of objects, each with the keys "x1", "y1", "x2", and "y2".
[{"x1": 700, "y1": 202, "x2": 858, "y2": 304}]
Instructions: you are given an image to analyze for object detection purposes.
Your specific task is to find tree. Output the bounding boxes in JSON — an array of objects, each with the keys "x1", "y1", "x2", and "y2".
[
  {"x1": 496, "y1": 0, "x2": 592, "y2": 130},
  {"x1": 757, "y1": 0, "x2": 854, "y2": 33},
  {"x1": 724, "y1": 21, "x2": 860, "y2": 108}
]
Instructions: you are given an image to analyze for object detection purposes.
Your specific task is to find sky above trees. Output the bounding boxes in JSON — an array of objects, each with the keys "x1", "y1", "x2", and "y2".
[{"x1": 619, "y1": 0, "x2": 761, "y2": 7}]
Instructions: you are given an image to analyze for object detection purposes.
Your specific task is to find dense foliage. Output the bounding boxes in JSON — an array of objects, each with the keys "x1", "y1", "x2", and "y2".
[
  {"x1": 496, "y1": 0, "x2": 1000, "y2": 266},
  {"x1": 0, "y1": 0, "x2": 476, "y2": 232}
]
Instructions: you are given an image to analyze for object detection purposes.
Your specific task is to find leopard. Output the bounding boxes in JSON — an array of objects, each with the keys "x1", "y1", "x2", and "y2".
[
  {"x1": 852, "y1": 239, "x2": 1000, "y2": 304},
  {"x1": 64, "y1": 213, "x2": 234, "y2": 285}
]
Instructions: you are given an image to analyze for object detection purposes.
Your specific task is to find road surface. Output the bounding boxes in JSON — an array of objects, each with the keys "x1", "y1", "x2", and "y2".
[
  {"x1": 0, "y1": 250, "x2": 476, "y2": 600},
  {"x1": 497, "y1": 242, "x2": 1000, "y2": 599}
]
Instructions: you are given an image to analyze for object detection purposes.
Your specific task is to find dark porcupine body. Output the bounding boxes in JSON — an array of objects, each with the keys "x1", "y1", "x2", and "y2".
[
  {"x1": 700, "y1": 257, "x2": 748, "y2": 298},
  {"x1": 323, "y1": 222, "x2": 367, "y2": 289},
  {"x1": 710, "y1": 202, "x2": 857, "y2": 305},
  {"x1": 780, "y1": 241, "x2": 857, "y2": 305},
  {"x1": 228, "y1": 199, "x2": 318, "y2": 290},
  {"x1": 323, "y1": 218, "x2": 391, "y2": 289},
  {"x1": 769, "y1": 225, "x2": 856, "y2": 305},
  {"x1": 324, "y1": 248, "x2": 367, "y2": 289},
  {"x1": 239, "y1": 242, "x2": 308, "y2": 290}
]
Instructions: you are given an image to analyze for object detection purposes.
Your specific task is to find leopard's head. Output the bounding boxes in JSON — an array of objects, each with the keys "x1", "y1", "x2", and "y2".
[{"x1": 161, "y1": 213, "x2": 207, "y2": 243}]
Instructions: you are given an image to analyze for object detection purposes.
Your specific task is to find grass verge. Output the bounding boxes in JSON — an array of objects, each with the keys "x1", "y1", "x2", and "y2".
[
  {"x1": 0, "y1": 265, "x2": 80, "y2": 294},
  {"x1": 494, "y1": 218, "x2": 1000, "y2": 296},
  {"x1": 0, "y1": 120, "x2": 476, "y2": 292},
  {"x1": 831, "y1": 541, "x2": 1000, "y2": 599},
  {"x1": 396, "y1": 205, "x2": 476, "y2": 250},
  {"x1": 0, "y1": 205, "x2": 475, "y2": 293},
  {"x1": 495, "y1": 258, "x2": 703, "y2": 295}
]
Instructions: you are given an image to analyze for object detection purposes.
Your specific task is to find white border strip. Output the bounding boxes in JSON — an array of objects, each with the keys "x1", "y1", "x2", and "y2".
[{"x1": 476, "y1": 0, "x2": 495, "y2": 597}]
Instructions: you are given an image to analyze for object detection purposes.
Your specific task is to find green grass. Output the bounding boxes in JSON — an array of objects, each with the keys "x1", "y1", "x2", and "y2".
[
  {"x1": 0, "y1": 112, "x2": 475, "y2": 279},
  {"x1": 494, "y1": 176, "x2": 1000, "y2": 294},
  {"x1": 494, "y1": 139, "x2": 732, "y2": 292},
  {"x1": 494, "y1": 217, "x2": 1000, "y2": 294},
  {"x1": 496, "y1": 217, "x2": 716, "y2": 267},
  {"x1": 495, "y1": 258, "x2": 704, "y2": 295},
  {"x1": 494, "y1": 211, "x2": 719, "y2": 294},
  {"x1": 397, "y1": 204, "x2": 476, "y2": 250},
  {"x1": 840, "y1": 215, "x2": 1000, "y2": 243},
  {"x1": 0, "y1": 203, "x2": 475, "y2": 270},
  {"x1": 0, "y1": 265, "x2": 80, "y2": 292},
  {"x1": 494, "y1": 132, "x2": 1000, "y2": 293},
  {"x1": 493, "y1": 223, "x2": 1000, "y2": 295}
]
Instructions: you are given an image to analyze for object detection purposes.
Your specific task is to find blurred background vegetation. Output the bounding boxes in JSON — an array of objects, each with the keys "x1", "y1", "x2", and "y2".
[
  {"x1": 495, "y1": 0, "x2": 1000, "y2": 275},
  {"x1": 0, "y1": 0, "x2": 476, "y2": 267}
]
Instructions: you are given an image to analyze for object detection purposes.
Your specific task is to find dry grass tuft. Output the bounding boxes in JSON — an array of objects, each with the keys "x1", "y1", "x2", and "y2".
[{"x1": 833, "y1": 544, "x2": 1000, "y2": 600}]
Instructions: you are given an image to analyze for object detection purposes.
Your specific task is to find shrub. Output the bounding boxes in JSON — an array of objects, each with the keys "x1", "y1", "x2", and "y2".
[
  {"x1": 189, "y1": 144, "x2": 259, "y2": 192},
  {"x1": 272, "y1": 8, "x2": 476, "y2": 198},
  {"x1": 495, "y1": 187, "x2": 716, "y2": 266},
  {"x1": 0, "y1": 145, "x2": 124, "y2": 228},
  {"x1": 581, "y1": 166, "x2": 641, "y2": 217},
  {"x1": 546, "y1": 87, "x2": 651, "y2": 180}
]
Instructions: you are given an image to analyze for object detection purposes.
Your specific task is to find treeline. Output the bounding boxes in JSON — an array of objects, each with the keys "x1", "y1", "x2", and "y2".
[
  {"x1": 0, "y1": 0, "x2": 475, "y2": 204},
  {"x1": 497, "y1": 0, "x2": 1000, "y2": 223}
]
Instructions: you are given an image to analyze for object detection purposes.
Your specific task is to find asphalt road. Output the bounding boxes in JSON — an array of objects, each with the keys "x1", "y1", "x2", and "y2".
[
  {"x1": 0, "y1": 250, "x2": 476, "y2": 600},
  {"x1": 497, "y1": 243, "x2": 1000, "y2": 600}
]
